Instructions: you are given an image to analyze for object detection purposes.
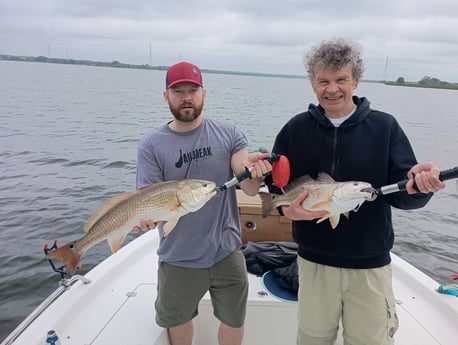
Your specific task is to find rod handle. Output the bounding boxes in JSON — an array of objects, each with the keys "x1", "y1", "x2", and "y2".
[{"x1": 378, "y1": 166, "x2": 458, "y2": 195}]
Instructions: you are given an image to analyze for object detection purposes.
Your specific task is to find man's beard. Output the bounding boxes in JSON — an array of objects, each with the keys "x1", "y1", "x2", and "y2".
[{"x1": 168, "y1": 101, "x2": 204, "y2": 122}]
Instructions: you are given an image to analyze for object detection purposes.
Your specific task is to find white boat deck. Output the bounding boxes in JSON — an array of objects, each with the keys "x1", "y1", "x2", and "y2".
[{"x1": 2, "y1": 230, "x2": 457, "y2": 345}]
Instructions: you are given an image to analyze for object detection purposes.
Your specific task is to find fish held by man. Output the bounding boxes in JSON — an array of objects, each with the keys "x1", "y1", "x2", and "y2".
[
  {"x1": 259, "y1": 173, "x2": 375, "y2": 229},
  {"x1": 46, "y1": 179, "x2": 217, "y2": 277}
]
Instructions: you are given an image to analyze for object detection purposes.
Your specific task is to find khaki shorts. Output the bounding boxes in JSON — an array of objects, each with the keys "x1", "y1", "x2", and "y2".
[
  {"x1": 155, "y1": 249, "x2": 248, "y2": 328},
  {"x1": 297, "y1": 257, "x2": 398, "y2": 345}
]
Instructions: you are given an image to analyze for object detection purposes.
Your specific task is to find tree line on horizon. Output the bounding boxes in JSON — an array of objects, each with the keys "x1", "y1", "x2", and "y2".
[
  {"x1": 0, "y1": 54, "x2": 303, "y2": 79},
  {"x1": 1, "y1": 54, "x2": 456, "y2": 88},
  {"x1": 391, "y1": 76, "x2": 458, "y2": 90}
]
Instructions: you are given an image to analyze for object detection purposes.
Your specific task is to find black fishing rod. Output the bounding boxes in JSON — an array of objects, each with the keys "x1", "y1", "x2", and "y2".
[
  {"x1": 214, "y1": 153, "x2": 281, "y2": 194},
  {"x1": 374, "y1": 166, "x2": 458, "y2": 197}
]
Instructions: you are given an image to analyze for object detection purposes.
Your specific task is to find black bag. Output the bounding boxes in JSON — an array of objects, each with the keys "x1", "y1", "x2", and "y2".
[
  {"x1": 241, "y1": 241, "x2": 298, "y2": 276},
  {"x1": 272, "y1": 260, "x2": 299, "y2": 292}
]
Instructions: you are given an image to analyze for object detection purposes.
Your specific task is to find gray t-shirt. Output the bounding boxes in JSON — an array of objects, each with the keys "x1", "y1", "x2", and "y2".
[{"x1": 136, "y1": 118, "x2": 248, "y2": 268}]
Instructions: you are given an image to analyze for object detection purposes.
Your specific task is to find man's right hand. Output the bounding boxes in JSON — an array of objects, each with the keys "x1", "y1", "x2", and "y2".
[
  {"x1": 132, "y1": 219, "x2": 159, "y2": 233},
  {"x1": 281, "y1": 190, "x2": 328, "y2": 221}
]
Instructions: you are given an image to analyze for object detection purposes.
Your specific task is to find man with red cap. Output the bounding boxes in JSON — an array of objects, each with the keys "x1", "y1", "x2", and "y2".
[{"x1": 135, "y1": 61, "x2": 272, "y2": 345}]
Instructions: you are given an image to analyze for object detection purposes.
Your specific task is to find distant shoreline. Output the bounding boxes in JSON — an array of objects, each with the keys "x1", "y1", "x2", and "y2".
[
  {"x1": 0, "y1": 54, "x2": 305, "y2": 80},
  {"x1": 2, "y1": 54, "x2": 457, "y2": 90}
]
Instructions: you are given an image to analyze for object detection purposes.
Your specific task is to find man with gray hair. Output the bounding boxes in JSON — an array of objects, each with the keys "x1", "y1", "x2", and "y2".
[{"x1": 265, "y1": 38, "x2": 445, "y2": 345}]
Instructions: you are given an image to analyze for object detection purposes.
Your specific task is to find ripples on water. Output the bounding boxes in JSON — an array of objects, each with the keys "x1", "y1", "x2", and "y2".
[{"x1": 0, "y1": 61, "x2": 457, "y2": 340}]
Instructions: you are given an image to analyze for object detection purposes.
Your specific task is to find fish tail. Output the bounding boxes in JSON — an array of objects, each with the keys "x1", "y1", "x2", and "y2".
[
  {"x1": 45, "y1": 242, "x2": 82, "y2": 278},
  {"x1": 258, "y1": 192, "x2": 275, "y2": 218}
]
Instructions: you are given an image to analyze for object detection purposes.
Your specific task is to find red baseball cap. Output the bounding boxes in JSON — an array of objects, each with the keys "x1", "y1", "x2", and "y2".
[{"x1": 166, "y1": 62, "x2": 203, "y2": 89}]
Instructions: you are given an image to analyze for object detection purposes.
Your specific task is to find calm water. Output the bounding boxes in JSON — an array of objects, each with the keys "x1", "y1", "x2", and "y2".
[{"x1": 0, "y1": 60, "x2": 457, "y2": 341}]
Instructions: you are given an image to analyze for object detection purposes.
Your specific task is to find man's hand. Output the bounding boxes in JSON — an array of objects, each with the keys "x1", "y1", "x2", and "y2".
[
  {"x1": 236, "y1": 150, "x2": 273, "y2": 196},
  {"x1": 281, "y1": 190, "x2": 328, "y2": 221},
  {"x1": 132, "y1": 219, "x2": 161, "y2": 233},
  {"x1": 406, "y1": 162, "x2": 446, "y2": 194},
  {"x1": 243, "y1": 151, "x2": 273, "y2": 179}
]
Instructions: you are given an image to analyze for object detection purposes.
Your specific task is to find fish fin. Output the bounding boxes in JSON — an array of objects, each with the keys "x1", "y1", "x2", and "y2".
[
  {"x1": 45, "y1": 242, "x2": 82, "y2": 278},
  {"x1": 84, "y1": 191, "x2": 137, "y2": 233},
  {"x1": 310, "y1": 199, "x2": 333, "y2": 209},
  {"x1": 163, "y1": 219, "x2": 179, "y2": 237},
  {"x1": 329, "y1": 215, "x2": 340, "y2": 229},
  {"x1": 344, "y1": 212, "x2": 350, "y2": 219},
  {"x1": 259, "y1": 192, "x2": 291, "y2": 218},
  {"x1": 107, "y1": 233, "x2": 127, "y2": 253},
  {"x1": 315, "y1": 214, "x2": 340, "y2": 229},
  {"x1": 259, "y1": 192, "x2": 275, "y2": 218},
  {"x1": 316, "y1": 214, "x2": 330, "y2": 224},
  {"x1": 316, "y1": 172, "x2": 335, "y2": 183}
]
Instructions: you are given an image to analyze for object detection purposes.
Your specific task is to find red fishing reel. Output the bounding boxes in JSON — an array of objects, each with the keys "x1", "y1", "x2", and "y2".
[
  {"x1": 215, "y1": 149, "x2": 290, "y2": 193},
  {"x1": 271, "y1": 154, "x2": 290, "y2": 189}
]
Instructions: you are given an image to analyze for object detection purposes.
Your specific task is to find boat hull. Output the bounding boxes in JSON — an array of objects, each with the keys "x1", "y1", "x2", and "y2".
[{"x1": 2, "y1": 191, "x2": 457, "y2": 345}]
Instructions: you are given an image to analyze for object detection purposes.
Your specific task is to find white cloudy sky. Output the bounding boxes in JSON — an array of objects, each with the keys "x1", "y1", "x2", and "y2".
[{"x1": 1, "y1": 0, "x2": 458, "y2": 82}]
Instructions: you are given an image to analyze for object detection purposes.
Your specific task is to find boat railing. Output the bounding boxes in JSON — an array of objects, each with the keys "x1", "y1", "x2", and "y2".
[{"x1": 0, "y1": 275, "x2": 91, "y2": 345}]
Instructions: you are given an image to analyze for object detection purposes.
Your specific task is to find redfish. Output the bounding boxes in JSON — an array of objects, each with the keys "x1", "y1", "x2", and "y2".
[
  {"x1": 259, "y1": 173, "x2": 375, "y2": 229},
  {"x1": 46, "y1": 179, "x2": 216, "y2": 277}
]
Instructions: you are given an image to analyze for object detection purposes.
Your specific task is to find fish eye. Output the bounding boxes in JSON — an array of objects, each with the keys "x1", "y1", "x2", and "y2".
[{"x1": 69, "y1": 244, "x2": 74, "y2": 249}]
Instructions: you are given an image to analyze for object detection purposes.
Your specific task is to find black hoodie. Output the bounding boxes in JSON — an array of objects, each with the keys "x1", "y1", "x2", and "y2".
[{"x1": 266, "y1": 96, "x2": 432, "y2": 269}]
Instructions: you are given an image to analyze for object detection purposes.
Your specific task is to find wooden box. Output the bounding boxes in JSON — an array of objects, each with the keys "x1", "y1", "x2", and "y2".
[{"x1": 236, "y1": 190, "x2": 293, "y2": 244}]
